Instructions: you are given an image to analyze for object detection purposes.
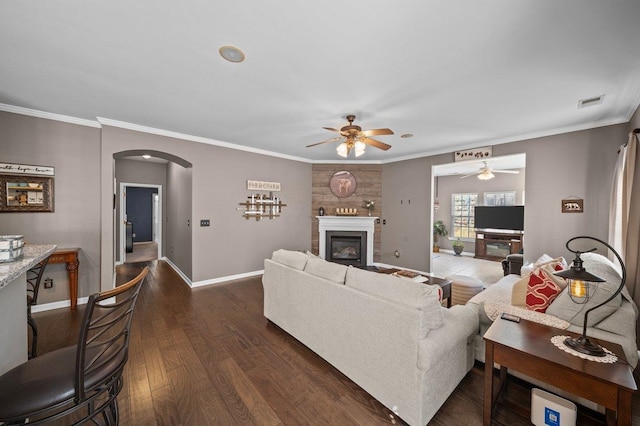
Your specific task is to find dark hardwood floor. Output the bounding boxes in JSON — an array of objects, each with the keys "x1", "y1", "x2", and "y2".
[{"x1": 32, "y1": 260, "x2": 640, "y2": 425}]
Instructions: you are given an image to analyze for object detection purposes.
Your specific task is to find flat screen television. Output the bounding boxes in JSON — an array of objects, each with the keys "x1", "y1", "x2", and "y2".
[{"x1": 474, "y1": 206, "x2": 524, "y2": 231}]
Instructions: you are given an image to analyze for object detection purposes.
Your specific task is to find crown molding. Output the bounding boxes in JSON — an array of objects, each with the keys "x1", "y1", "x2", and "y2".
[
  {"x1": 97, "y1": 117, "x2": 312, "y2": 164},
  {"x1": 0, "y1": 103, "x2": 101, "y2": 128},
  {"x1": 379, "y1": 116, "x2": 631, "y2": 164}
]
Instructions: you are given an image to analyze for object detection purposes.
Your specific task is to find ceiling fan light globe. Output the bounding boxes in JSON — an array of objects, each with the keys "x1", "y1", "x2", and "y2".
[
  {"x1": 477, "y1": 170, "x2": 495, "y2": 180},
  {"x1": 336, "y1": 143, "x2": 348, "y2": 157},
  {"x1": 354, "y1": 141, "x2": 366, "y2": 157}
]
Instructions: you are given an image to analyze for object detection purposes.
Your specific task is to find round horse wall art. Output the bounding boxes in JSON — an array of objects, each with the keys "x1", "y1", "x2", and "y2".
[{"x1": 329, "y1": 171, "x2": 356, "y2": 198}]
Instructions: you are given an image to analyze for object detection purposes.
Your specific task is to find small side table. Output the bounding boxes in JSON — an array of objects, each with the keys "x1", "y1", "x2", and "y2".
[
  {"x1": 483, "y1": 318, "x2": 636, "y2": 425},
  {"x1": 428, "y1": 276, "x2": 452, "y2": 308},
  {"x1": 47, "y1": 248, "x2": 80, "y2": 311}
]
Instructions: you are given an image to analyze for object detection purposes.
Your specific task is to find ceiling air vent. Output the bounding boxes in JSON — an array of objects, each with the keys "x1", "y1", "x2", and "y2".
[{"x1": 578, "y1": 95, "x2": 604, "y2": 109}]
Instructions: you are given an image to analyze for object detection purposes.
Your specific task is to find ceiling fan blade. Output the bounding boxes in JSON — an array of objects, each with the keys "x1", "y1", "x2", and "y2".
[
  {"x1": 492, "y1": 170, "x2": 520, "y2": 174},
  {"x1": 323, "y1": 127, "x2": 341, "y2": 133},
  {"x1": 459, "y1": 173, "x2": 477, "y2": 179},
  {"x1": 306, "y1": 136, "x2": 343, "y2": 148},
  {"x1": 361, "y1": 128, "x2": 394, "y2": 137},
  {"x1": 361, "y1": 137, "x2": 391, "y2": 151}
]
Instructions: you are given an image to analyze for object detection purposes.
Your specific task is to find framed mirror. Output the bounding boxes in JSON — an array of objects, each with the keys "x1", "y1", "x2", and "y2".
[{"x1": 0, "y1": 174, "x2": 54, "y2": 212}]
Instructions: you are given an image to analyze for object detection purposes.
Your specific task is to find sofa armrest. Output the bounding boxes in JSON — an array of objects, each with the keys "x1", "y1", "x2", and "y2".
[
  {"x1": 502, "y1": 254, "x2": 524, "y2": 276},
  {"x1": 417, "y1": 305, "x2": 478, "y2": 371}
]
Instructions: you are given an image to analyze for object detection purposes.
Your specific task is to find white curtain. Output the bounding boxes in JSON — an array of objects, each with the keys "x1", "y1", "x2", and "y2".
[{"x1": 610, "y1": 131, "x2": 640, "y2": 340}]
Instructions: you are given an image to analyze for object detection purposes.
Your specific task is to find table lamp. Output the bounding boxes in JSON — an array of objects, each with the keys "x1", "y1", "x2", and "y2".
[{"x1": 554, "y1": 236, "x2": 626, "y2": 357}]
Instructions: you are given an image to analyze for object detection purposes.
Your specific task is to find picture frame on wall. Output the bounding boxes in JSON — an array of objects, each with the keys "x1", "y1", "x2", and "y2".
[
  {"x1": 329, "y1": 171, "x2": 357, "y2": 198},
  {"x1": 0, "y1": 174, "x2": 54, "y2": 212}
]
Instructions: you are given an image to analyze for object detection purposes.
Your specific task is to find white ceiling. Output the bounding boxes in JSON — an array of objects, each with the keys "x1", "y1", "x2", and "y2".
[{"x1": 1, "y1": 1, "x2": 639, "y2": 163}]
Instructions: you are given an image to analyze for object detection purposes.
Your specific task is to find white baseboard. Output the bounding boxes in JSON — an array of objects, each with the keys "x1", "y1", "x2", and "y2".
[
  {"x1": 31, "y1": 296, "x2": 90, "y2": 313},
  {"x1": 162, "y1": 256, "x2": 263, "y2": 288},
  {"x1": 191, "y1": 270, "x2": 264, "y2": 288}
]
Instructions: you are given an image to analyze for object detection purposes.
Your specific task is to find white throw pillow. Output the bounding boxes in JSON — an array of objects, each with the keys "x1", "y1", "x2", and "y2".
[{"x1": 546, "y1": 252, "x2": 623, "y2": 327}]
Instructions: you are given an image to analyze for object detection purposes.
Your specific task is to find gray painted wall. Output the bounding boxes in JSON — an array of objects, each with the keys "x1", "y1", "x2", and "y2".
[
  {"x1": 631, "y1": 108, "x2": 640, "y2": 131},
  {"x1": 381, "y1": 123, "x2": 629, "y2": 274},
  {"x1": 166, "y1": 161, "x2": 193, "y2": 277},
  {"x1": 2, "y1": 106, "x2": 637, "y2": 302},
  {"x1": 100, "y1": 125, "x2": 312, "y2": 286},
  {"x1": 434, "y1": 167, "x2": 525, "y2": 253},
  {"x1": 0, "y1": 112, "x2": 101, "y2": 303}
]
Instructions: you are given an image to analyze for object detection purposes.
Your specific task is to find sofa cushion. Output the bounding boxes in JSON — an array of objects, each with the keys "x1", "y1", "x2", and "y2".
[
  {"x1": 345, "y1": 266, "x2": 444, "y2": 332},
  {"x1": 521, "y1": 255, "x2": 568, "y2": 278},
  {"x1": 510, "y1": 274, "x2": 530, "y2": 307},
  {"x1": 525, "y1": 267, "x2": 562, "y2": 313},
  {"x1": 271, "y1": 249, "x2": 308, "y2": 270},
  {"x1": 546, "y1": 253, "x2": 623, "y2": 327},
  {"x1": 304, "y1": 257, "x2": 348, "y2": 284}
]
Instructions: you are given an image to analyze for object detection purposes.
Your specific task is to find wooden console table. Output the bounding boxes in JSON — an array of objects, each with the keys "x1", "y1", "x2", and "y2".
[
  {"x1": 47, "y1": 247, "x2": 80, "y2": 311},
  {"x1": 484, "y1": 318, "x2": 636, "y2": 425}
]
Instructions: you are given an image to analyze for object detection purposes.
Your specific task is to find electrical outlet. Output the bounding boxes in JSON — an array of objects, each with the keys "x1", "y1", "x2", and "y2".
[
  {"x1": 200, "y1": 219, "x2": 210, "y2": 227},
  {"x1": 44, "y1": 278, "x2": 53, "y2": 289}
]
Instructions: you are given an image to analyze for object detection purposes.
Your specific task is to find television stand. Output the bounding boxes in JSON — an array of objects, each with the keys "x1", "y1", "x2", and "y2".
[{"x1": 474, "y1": 230, "x2": 523, "y2": 261}]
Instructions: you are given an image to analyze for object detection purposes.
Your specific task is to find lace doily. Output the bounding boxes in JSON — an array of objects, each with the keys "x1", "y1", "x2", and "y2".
[{"x1": 551, "y1": 335, "x2": 618, "y2": 363}]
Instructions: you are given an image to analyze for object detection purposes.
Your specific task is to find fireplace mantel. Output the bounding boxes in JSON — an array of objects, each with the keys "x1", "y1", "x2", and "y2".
[{"x1": 317, "y1": 216, "x2": 377, "y2": 265}]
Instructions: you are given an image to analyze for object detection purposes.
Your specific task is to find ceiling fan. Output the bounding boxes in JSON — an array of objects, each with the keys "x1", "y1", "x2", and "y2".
[
  {"x1": 460, "y1": 161, "x2": 520, "y2": 180},
  {"x1": 306, "y1": 115, "x2": 394, "y2": 157}
]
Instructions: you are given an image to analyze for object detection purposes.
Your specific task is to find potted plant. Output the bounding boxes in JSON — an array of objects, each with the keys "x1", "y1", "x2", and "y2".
[
  {"x1": 433, "y1": 220, "x2": 448, "y2": 252},
  {"x1": 452, "y1": 239, "x2": 464, "y2": 256}
]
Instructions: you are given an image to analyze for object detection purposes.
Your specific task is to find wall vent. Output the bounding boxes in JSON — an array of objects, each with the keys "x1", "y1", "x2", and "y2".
[{"x1": 578, "y1": 95, "x2": 604, "y2": 109}]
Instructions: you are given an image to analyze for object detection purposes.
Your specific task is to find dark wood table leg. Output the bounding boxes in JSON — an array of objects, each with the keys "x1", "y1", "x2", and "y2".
[
  {"x1": 66, "y1": 258, "x2": 79, "y2": 311},
  {"x1": 613, "y1": 390, "x2": 632, "y2": 425},
  {"x1": 484, "y1": 341, "x2": 495, "y2": 425}
]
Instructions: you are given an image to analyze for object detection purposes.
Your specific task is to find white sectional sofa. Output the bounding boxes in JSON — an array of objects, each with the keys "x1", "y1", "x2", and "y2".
[
  {"x1": 466, "y1": 252, "x2": 638, "y2": 411},
  {"x1": 262, "y1": 249, "x2": 479, "y2": 426},
  {"x1": 467, "y1": 252, "x2": 638, "y2": 368}
]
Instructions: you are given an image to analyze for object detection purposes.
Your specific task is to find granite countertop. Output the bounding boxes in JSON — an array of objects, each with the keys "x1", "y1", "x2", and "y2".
[{"x1": 0, "y1": 244, "x2": 56, "y2": 289}]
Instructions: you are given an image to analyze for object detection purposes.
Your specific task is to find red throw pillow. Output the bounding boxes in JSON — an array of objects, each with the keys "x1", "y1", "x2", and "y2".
[{"x1": 526, "y1": 268, "x2": 562, "y2": 313}]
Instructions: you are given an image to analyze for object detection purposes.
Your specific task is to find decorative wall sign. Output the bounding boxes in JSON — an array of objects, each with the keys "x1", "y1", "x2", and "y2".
[
  {"x1": 454, "y1": 147, "x2": 492, "y2": 162},
  {"x1": 0, "y1": 162, "x2": 55, "y2": 176},
  {"x1": 329, "y1": 171, "x2": 357, "y2": 198},
  {"x1": 0, "y1": 174, "x2": 54, "y2": 212},
  {"x1": 247, "y1": 180, "x2": 281, "y2": 191},
  {"x1": 561, "y1": 198, "x2": 584, "y2": 213}
]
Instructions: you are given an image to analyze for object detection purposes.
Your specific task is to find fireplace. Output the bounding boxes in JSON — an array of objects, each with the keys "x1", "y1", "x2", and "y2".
[
  {"x1": 317, "y1": 216, "x2": 377, "y2": 266},
  {"x1": 326, "y1": 231, "x2": 367, "y2": 267}
]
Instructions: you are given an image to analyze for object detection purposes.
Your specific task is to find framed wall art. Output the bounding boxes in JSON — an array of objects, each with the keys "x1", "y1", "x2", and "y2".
[
  {"x1": 0, "y1": 174, "x2": 54, "y2": 212},
  {"x1": 329, "y1": 171, "x2": 357, "y2": 198}
]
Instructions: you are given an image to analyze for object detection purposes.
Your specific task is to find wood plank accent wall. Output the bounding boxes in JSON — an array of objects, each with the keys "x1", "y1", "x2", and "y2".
[{"x1": 311, "y1": 164, "x2": 382, "y2": 261}]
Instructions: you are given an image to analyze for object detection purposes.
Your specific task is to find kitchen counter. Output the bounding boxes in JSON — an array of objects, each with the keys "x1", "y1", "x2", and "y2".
[
  {"x1": 0, "y1": 244, "x2": 56, "y2": 375},
  {"x1": 0, "y1": 244, "x2": 56, "y2": 290}
]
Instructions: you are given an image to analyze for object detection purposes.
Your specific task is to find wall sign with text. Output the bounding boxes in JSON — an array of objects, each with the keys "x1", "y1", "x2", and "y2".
[
  {"x1": 247, "y1": 180, "x2": 281, "y2": 191},
  {"x1": 0, "y1": 162, "x2": 55, "y2": 176}
]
